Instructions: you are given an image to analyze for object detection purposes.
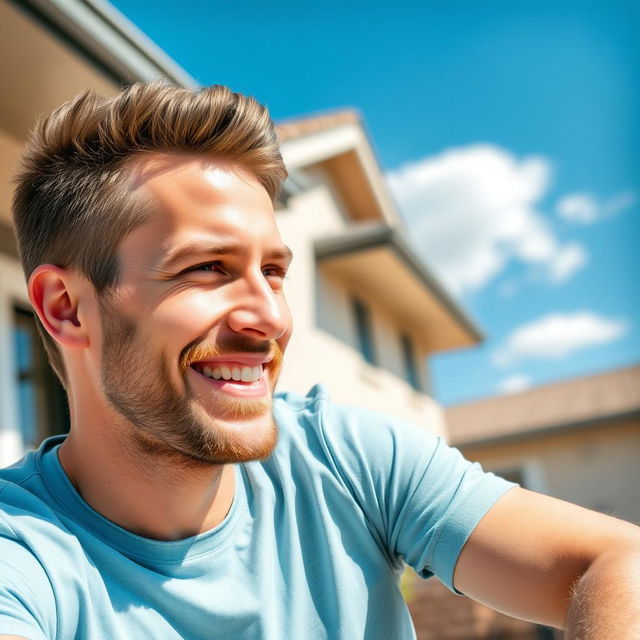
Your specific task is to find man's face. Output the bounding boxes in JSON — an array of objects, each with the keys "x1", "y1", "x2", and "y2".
[{"x1": 97, "y1": 154, "x2": 292, "y2": 466}]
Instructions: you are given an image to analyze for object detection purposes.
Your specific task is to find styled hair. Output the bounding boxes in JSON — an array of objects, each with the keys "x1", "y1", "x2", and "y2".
[{"x1": 12, "y1": 81, "x2": 287, "y2": 386}]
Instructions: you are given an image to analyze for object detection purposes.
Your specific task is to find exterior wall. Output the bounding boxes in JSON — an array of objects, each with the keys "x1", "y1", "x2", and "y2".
[
  {"x1": 405, "y1": 418, "x2": 638, "y2": 640},
  {"x1": 0, "y1": 129, "x2": 23, "y2": 223},
  {"x1": 405, "y1": 575, "x2": 556, "y2": 640},
  {"x1": 461, "y1": 418, "x2": 640, "y2": 524},
  {"x1": 276, "y1": 181, "x2": 446, "y2": 437}
]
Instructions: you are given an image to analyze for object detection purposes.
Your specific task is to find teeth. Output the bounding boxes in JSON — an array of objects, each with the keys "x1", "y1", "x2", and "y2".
[{"x1": 201, "y1": 364, "x2": 263, "y2": 382}]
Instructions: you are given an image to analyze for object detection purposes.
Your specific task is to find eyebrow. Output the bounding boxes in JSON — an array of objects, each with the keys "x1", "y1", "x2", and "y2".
[{"x1": 155, "y1": 240, "x2": 294, "y2": 272}]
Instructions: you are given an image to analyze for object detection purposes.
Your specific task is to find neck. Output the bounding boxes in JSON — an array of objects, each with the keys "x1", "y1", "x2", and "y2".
[{"x1": 58, "y1": 422, "x2": 235, "y2": 541}]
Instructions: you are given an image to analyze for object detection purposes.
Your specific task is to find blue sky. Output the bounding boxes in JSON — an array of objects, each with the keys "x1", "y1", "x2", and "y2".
[{"x1": 112, "y1": 0, "x2": 639, "y2": 405}]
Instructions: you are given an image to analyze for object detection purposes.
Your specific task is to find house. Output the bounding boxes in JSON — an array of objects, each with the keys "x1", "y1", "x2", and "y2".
[
  {"x1": 274, "y1": 110, "x2": 481, "y2": 431},
  {"x1": 405, "y1": 364, "x2": 640, "y2": 640},
  {"x1": 447, "y1": 364, "x2": 640, "y2": 523},
  {"x1": 0, "y1": 0, "x2": 482, "y2": 465},
  {"x1": 0, "y1": 2, "x2": 495, "y2": 638}
]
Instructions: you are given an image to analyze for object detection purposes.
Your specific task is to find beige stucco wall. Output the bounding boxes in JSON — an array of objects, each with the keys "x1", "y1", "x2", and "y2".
[
  {"x1": 0, "y1": 129, "x2": 23, "y2": 225},
  {"x1": 276, "y1": 180, "x2": 446, "y2": 437},
  {"x1": 460, "y1": 418, "x2": 640, "y2": 524},
  {"x1": 0, "y1": 1, "x2": 119, "y2": 226}
]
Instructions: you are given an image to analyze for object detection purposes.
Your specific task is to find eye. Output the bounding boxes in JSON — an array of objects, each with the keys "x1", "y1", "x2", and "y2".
[
  {"x1": 262, "y1": 265, "x2": 289, "y2": 290},
  {"x1": 183, "y1": 261, "x2": 227, "y2": 274},
  {"x1": 262, "y1": 265, "x2": 288, "y2": 280}
]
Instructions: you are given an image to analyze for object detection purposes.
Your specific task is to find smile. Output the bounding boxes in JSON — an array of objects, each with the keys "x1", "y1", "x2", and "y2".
[
  {"x1": 189, "y1": 362, "x2": 269, "y2": 397},
  {"x1": 192, "y1": 362, "x2": 263, "y2": 382}
]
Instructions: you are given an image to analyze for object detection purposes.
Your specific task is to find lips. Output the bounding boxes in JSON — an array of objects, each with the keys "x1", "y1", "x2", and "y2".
[{"x1": 188, "y1": 355, "x2": 272, "y2": 398}]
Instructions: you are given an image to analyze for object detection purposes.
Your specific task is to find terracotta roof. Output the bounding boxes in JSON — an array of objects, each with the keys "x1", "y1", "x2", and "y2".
[
  {"x1": 446, "y1": 365, "x2": 640, "y2": 446},
  {"x1": 276, "y1": 109, "x2": 360, "y2": 141}
]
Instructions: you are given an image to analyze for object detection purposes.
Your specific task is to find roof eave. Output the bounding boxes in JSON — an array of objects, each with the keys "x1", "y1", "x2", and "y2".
[
  {"x1": 452, "y1": 408, "x2": 640, "y2": 450},
  {"x1": 279, "y1": 120, "x2": 400, "y2": 226},
  {"x1": 11, "y1": 0, "x2": 198, "y2": 86},
  {"x1": 315, "y1": 224, "x2": 483, "y2": 348}
]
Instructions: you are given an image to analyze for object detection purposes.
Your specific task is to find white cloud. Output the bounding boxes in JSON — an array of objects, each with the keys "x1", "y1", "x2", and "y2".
[
  {"x1": 548, "y1": 243, "x2": 587, "y2": 284},
  {"x1": 497, "y1": 374, "x2": 532, "y2": 394},
  {"x1": 492, "y1": 312, "x2": 629, "y2": 368},
  {"x1": 555, "y1": 193, "x2": 599, "y2": 223},
  {"x1": 386, "y1": 145, "x2": 587, "y2": 294},
  {"x1": 556, "y1": 190, "x2": 636, "y2": 224}
]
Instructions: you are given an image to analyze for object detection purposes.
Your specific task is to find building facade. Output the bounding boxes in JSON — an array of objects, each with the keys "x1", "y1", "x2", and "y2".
[
  {"x1": 405, "y1": 365, "x2": 640, "y2": 639},
  {"x1": 0, "y1": 0, "x2": 480, "y2": 465}
]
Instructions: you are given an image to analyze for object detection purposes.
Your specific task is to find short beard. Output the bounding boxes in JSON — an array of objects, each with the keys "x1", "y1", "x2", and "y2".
[{"x1": 98, "y1": 296, "x2": 281, "y2": 467}]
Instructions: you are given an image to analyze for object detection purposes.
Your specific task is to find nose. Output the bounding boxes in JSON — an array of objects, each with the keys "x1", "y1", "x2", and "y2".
[{"x1": 226, "y1": 271, "x2": 289, "y2": 341}]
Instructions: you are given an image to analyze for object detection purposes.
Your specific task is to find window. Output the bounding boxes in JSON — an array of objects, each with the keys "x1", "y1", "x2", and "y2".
[
  {"x1": 13, "y1": 307, "x2": 69, "y2": 449},
  {"x1": 497, "y1": 467, "x2": 526, "y2": 486},
  {"x1": 352, "y1": 297, "x2": 376, "y2": 365},
  {"x1": 535, "y1": 625, "x2": 558, "y2": 639},
  {"x1": 400, "y1": 333, "x2": 421, "y2": 391}
]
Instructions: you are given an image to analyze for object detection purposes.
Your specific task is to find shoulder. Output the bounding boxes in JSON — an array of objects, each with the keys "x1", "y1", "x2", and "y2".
[
  {"x1": 0, "y1": 436, "x2": 81, "y2": 587},
  {"x1": 0, "y1": 436, "x2": 66, "y2": 525},
  {"x1": 275, "y1": 383, "x2": 441, "y2": 449},
  {"x1": 273, "y1": 384, "x2": 444, "y2": 487}
]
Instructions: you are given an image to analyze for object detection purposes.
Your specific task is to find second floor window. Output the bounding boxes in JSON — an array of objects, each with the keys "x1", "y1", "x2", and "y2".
[
  {"x1": 400, "y1": 333, "x2": 421, "y2": 391},
  {"x1": 352, "y1": 297, "x2": 376, "y2": 366}
]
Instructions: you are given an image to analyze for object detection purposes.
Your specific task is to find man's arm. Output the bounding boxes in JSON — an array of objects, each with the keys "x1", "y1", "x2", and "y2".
[{"x1": 453, "y1": 486, "x2": 640, "y2": 637}]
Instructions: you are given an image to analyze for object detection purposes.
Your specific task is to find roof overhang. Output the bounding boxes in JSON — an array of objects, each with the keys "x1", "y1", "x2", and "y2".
[
  {"x1": 453, "y1": 409, "x2": 640, "y2": 450},
  {"x1": 1, "y1": 0, "x2": 196, "y2": 141},
  {"x1": 315, "y1": 224, "x2": 482, "y2": 352},
  {"x1": 278, "y1": 118, "x2": 399, "y2": 226},
  {"x1": 11, "y1": 0, "x2": 197, "y2": 87}
]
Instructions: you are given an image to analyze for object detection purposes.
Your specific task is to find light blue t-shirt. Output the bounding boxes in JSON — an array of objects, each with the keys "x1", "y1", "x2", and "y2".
[{"x1": 0, "y1": 385, "x2": 515, "y2": 639}]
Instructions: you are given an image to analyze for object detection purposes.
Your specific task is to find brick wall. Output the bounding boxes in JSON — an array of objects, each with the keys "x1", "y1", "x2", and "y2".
[{"x1": 404, "y1": 570, "x2": 561, "y2": 640}]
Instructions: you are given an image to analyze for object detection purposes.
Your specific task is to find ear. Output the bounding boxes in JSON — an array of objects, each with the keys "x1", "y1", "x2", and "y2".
[{"x1": 28, "y1": 265, "x2": 90, "y2": 349}]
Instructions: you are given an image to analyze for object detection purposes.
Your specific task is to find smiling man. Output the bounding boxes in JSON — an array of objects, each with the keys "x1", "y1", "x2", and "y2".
[{"x1": 1, "y1": 83, "x2": 639, "y2": 640}]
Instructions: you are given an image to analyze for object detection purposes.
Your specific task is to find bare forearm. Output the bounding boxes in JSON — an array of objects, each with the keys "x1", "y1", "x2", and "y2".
[{"x1": 564, "y1": 550, "x2": 640, "y2": 639}]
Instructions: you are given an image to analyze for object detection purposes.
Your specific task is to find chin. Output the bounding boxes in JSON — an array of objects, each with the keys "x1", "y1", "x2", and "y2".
[{"x1": 185, "y1": 402, "x2": 279, "y2": 464}]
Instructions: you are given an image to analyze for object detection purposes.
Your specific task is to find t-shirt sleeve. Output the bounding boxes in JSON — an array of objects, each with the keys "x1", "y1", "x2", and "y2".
[
  {"x1": 0, "y1": 535, "x2": 55, "y2": 640},
  {"x1": 316, "y1": 397, "x2": 518, "y2": 594}
]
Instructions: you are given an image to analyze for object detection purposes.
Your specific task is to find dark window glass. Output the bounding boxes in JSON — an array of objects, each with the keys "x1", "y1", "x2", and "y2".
[
  {"x1": 498, "y1": 467, "x2": 526, "y2": 486},
  {"x1": 535, "y1": 625, "x2": 557, "y2": 640},
  {"x1": 13, "y1": 307, "x2": 69, "y2": 449},
  {"x1": 352, "y1": 297, "x2": 376, "y2": 365},
  {"x1": 400, "y1": 333, "x2": 421, "y2": 391}
]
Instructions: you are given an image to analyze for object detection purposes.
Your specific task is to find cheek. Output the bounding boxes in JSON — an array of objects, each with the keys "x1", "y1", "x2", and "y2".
[{"x1": 153, "y1": 291, "x2": 229, "y2": 342}]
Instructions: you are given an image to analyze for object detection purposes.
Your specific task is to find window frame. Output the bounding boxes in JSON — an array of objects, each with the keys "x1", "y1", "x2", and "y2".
[
  {"x1": 400, "y1": 332, "x2": 422, "y2": 392},
  {"x1": 351, "y1": 295, "x2": 377, "y2": 366}
]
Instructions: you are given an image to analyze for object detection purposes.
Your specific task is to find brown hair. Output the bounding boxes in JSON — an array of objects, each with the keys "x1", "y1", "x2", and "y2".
[{"x1": 12, "y1": 82, "x2": 287, "y2": 386}]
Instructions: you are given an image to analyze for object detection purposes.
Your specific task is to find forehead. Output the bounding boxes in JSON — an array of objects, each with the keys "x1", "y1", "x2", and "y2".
[{"x1": 121, "y1": 154, "x2": 282, "y2": 265}]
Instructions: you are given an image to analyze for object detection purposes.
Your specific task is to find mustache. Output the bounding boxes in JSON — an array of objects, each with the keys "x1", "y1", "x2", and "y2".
[{"x1": 179, "y1": 335, "x2": 279, "y2": 371}]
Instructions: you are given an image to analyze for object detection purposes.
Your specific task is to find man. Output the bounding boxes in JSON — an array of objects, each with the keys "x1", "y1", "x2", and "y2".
[{"x1": 1, "y1": 83, "x2": 638, "y2": 640}]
